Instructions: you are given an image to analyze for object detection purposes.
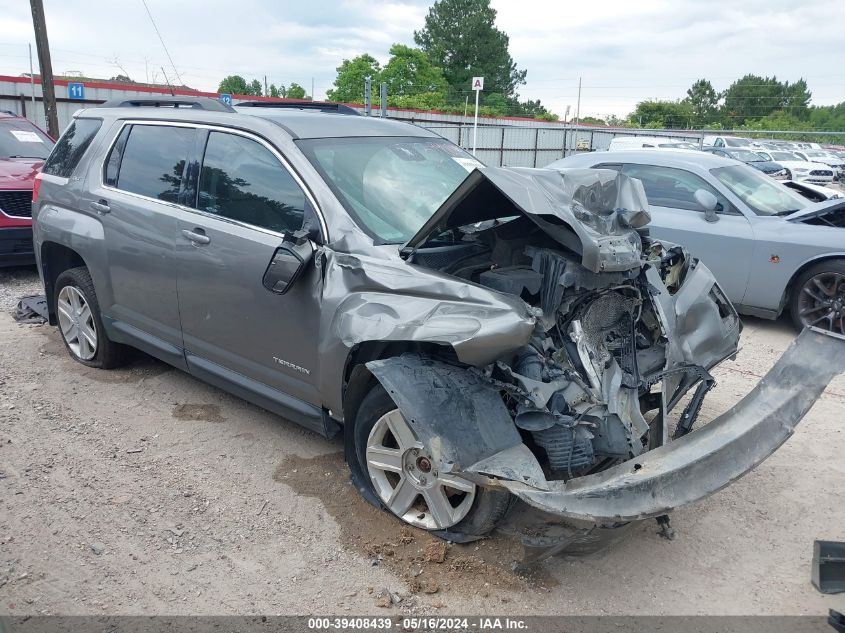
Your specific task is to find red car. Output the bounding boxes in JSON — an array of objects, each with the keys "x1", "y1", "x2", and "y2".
[{"x1": 0, "y1": 111, "x2": 54, "y2": 266}]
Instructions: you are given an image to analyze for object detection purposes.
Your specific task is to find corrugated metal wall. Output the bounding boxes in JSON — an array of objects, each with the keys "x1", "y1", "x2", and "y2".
[{"x1": 1, "y1": 75, "x2": 703, "y2": 168}]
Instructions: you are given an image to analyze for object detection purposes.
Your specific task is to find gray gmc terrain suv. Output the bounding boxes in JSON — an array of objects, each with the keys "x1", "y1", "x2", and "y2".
[{"x1": 33, "y1": 97, "x2": 845, "y2": 546}]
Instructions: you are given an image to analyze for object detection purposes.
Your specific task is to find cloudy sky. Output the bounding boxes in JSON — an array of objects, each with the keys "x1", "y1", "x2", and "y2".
[{"x1": 1, "y1": 0, "x2": 842, "y2": 119}]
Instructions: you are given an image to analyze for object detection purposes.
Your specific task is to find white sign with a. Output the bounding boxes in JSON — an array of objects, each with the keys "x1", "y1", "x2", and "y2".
[{"x1": 470, "y1": 77, "x2": 484, "y2": 156}]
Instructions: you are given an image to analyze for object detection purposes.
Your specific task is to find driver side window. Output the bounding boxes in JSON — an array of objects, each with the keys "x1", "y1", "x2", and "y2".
[
  {"x1": 620, "y1": 164, "x2": 735, "y2": 214},
  {"x1": 197, "y1": 131, "x2": 306, "y2": 235}
]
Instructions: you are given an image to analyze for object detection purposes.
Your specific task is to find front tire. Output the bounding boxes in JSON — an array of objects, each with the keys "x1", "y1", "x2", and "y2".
[
  {"x1": 353, "y1": 383, "x2": 512, "y2": 540},
  {"x1": 790, "y1": 260, "x2": 845, "y2": 334},
  {"x1": 54, "y1": 267, "x2": 125, "y2": 369}
]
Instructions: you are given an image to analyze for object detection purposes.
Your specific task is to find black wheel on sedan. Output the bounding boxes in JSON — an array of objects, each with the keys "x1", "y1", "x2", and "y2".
[{"x1": 791, "y1": 260, "x2": 845, "y2": 334}]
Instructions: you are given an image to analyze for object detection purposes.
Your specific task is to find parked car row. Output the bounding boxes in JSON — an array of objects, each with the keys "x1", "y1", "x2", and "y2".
[{"x1": 704, "y1": 135, "x2": 845, "y2": 181}]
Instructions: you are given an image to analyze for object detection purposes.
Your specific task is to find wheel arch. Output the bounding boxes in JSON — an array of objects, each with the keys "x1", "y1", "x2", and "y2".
[
  {"x1": 780, "y1": 253, "x2": 845, "y2": 317},
  {"x1": 40, "y1": 241, "x2": 89, "y2": 325},
  {"x1": 341, "y1": 340, "x2": 459, "y2": 429}
]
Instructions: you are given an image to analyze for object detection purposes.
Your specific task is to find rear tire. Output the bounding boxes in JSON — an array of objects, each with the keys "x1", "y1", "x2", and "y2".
[
  {"x1": 353, "y1": 383, "x2": 512, "y2": 541},
  {"x1": 789, "y1": 259, "x2": 845, "y2": 334},
  {"x1": 54, "y1": 267, "x2": 126, "y2": 369}
]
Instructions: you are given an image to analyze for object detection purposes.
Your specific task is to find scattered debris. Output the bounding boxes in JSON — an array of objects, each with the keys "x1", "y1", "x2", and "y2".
[
  {"x1": 126, "y1": 448, "x2": 144, "y2": 454},
  {"x1": 13, "y1": 295, "x2": 48, "y2": 324},
  {"x1": 257, "y1": 500, "x2": 269, "y2": 516},
  {"x1": 656, "y1": 515, "x2": 675, "y2": 541},
  {"x1": 89, "y1": 543, "x2": 105, "y2": 555},
  {"x1": 424, "y1": 541, "x2": 447, "y2": 564}
]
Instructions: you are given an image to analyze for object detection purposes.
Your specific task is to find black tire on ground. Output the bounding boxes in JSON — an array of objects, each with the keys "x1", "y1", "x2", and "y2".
[
  {"x1": 54, "y1": 266, "x2": 126, "y2": 369},
  {"x1": 789, "y1": 259, "x2": 845, "y2": 333},
  {"x1": 352, "y1": 383, "x2": 513, "y2": 541},
  {"x1": 785, "y1": 169, "x2": 793, "y2": 180}
]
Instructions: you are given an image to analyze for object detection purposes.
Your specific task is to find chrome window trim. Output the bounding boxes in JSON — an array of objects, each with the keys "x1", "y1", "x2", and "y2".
[{"x1": 98, "y1": 119, "x2": 329, "y2": 242}]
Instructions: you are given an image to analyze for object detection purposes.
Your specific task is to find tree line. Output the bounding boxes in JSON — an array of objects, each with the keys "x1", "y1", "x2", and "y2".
[{"x1": 216, "y1": 75, "x2": 309, "y2": 100}]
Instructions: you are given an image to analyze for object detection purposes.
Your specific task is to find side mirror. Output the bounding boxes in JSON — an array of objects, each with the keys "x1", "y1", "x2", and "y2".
[
  {"x1": 262, "y1": 234, "x2": 314, "y2": 295},
  {"x1": 694, "y1": 189, "x2": 719, "y2": 223}
]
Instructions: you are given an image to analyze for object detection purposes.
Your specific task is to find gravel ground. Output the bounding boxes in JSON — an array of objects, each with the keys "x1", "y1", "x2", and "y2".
[{"x1": 0, "y1": 265, "x2": 843, "y2": 616}]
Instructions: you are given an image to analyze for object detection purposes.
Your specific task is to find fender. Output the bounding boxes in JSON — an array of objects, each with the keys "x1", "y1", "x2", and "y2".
[{"x1": 366, "y1": 354, "x2": 547, "y2": 489}]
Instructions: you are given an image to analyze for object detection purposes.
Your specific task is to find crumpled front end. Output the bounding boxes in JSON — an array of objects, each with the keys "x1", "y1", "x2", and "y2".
[{"x1": 364, "y1": 167, "x2": 844, "y2": 526}]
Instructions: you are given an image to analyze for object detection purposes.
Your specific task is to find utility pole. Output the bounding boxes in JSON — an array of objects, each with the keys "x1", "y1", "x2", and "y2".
[
  {"x1": 28, "y1": 44, "x2": 36, "y2": 117},
  {"x1": 575, "y1": 77, "x2": 581, "y2": 126},
  {"x1": 29, "y1": 0, "x2": 59, "y2": 138},
  {"x1": 264, "y1": 75, "x2": 268, "y2": 97},
  {"x1": 379, "y1": 82, "x2": 387, "y2": 118},
  {"x1": 311, "y1": 77, "x2": 314, "y2": 101}
]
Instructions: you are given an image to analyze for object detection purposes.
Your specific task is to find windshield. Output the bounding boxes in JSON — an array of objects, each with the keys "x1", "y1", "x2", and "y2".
[
  {"x1": 710, "y1": 165, "x2": 809, "y2": 216},
  {"x1": 297, "y1": 136, "x2": 481, "y2": 243},
  {"x1": 724, "y1": 137, "x2": 752, "y2": 147},
  {"x1": 805, "y1": 151, "x2": 827, "y2": 158},
  {"x1": 0, "y1": 119, "x2": 54, "y2": 159},
  {"x1": 729, "y1": 150, "x2": 765, "y2": 162},
  {"x1": 771, "y1": 151, "x2": 800, "y2": 161}
]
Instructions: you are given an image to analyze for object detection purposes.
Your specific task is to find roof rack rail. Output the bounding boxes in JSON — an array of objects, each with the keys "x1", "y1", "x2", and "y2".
[
  {"x1": 235, "y1": 101, "x2": 360, "y2": 116},
  {"x1": 99, "y1": 97, "x2": 235, "y2": 113}
]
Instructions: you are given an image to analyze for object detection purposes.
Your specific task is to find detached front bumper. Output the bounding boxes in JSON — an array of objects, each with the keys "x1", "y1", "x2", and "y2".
[{"x1": 486, "y1": 328, "x2": 845, "y2": 523}]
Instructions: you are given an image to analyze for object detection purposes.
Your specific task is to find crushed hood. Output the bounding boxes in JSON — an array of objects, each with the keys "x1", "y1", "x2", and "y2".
[{"x1": 402, "y1": 167, "x2": 652, "y2": 273}]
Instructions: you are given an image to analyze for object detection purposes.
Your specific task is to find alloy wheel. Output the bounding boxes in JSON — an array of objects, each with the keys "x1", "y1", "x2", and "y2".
[
  {"x1": 797, "y1": 272, "x2": 845, "y2": 335},
  {"x1": 365, "y1": 408, "x2": 475, "y2": 530},
  {"x1": 57, "y1": 285, "x2": 98, "y2": 360}
]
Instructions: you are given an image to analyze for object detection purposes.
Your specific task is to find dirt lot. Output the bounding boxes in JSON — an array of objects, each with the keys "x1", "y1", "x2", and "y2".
[{"x1": 1, "y1": 265, "x2": 844, "y2": 616}]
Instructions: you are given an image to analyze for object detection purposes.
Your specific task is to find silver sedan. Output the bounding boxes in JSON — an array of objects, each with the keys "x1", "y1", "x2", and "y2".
[{"x1": 549, "y1": 150, "x2": 845, "y2": 333}]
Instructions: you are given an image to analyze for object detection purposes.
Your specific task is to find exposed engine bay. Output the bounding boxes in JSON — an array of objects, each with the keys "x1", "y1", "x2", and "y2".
[
  {"x1": 409, "y1": 209, "x2": 737, "y2": 479},
  {"x1": 359, "y1": 166, "x2": 844, "y2": 530}
]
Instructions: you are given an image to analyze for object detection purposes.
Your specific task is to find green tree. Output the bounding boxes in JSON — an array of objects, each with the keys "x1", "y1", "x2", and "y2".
[
  {"x1": 268, "y1": 83, "x2": 282, "y2": 98},
  {"x1": 249, "y1": 79, "x2": 263, "y2": 97},
  {"x1": 578, "y1": 115, "x2": 606, "y2": 125},
  {"x1": 720, "y1": 74, "x2": 810, "y2": 125},
  {"x1": 783, "y1": 79, "x2": 811, "y2": 120},
  {"x1": 414, "y1": 0, "x2": 526, "y2": 101},
  {"x1": 629, "y1": 100, "x2": 693, "y2": 128},
  {"x1": 327, "y1": 54, "x2": 381, "y2": 102},
  {"x1": 389, "y1": 92, "x2": 449, "y2": 110},
  {"x1": 286, "y1": 82, "x2": 308, "y2": 99},
  {"x1": 218, "y1": 75, "x2": 249, "y2": 95},
  {"x1": 380, "y1": 44, "x2": 447, "y2": 97},
  {"x1": 605, "y1": 114, "x2": 628, "y2": 127},
  {"x1": 686, "y1": 79, "x2": 719, "y2": 126},
  {"x1": 509, "y1": 97, "x2": 554, "y2": 119}
]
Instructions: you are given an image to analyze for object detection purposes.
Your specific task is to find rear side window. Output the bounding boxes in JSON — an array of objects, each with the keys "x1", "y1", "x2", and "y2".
[
  {"x1": 197, "y1": 131, "x2": 305, "y2": 234},
  {"x1": 42, "y1": 118, "x2": 102, "y2": 177},
  {"x1": 114, "y1": 125, "x2": 194, "y2": 203}
]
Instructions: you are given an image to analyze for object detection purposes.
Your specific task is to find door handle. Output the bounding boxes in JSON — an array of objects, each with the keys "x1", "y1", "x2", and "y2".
[
  {"x1": 90, "y1": 200, "x2": 110, "y2": 214},
  {"x1": 181, "y1": 229, "x2": 211, "y2": 245}
]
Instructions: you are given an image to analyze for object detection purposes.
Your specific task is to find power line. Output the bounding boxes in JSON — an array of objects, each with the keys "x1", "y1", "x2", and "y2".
[{"x1": 139, "y1": 0, "x2": 182, "y2": 85}]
